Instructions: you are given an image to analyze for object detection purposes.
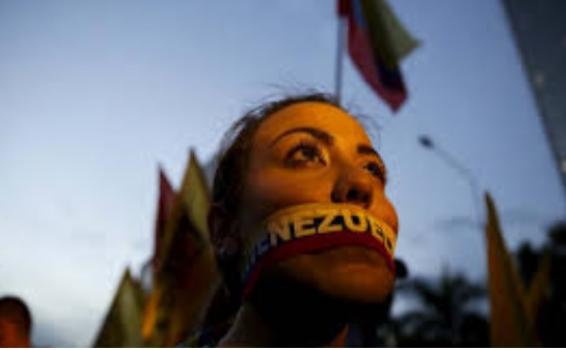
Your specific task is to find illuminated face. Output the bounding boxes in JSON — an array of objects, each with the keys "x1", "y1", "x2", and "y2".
[{"x1": 240, "y1": 101, "x2": 398, "y2": 303}]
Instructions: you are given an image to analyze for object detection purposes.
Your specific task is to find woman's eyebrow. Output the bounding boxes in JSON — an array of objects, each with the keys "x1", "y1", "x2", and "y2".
[
  {"x1": 357, "y1": 144, "x2": 383, "y2": 162},
  {"x1": 269, "y1": 127, "x2": 335, "y2": 148}
]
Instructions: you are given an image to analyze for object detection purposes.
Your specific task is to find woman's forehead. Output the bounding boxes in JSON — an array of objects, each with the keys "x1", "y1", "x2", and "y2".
[{"x1": 253, "y1": 101, "x2": 372, "y2": 146}]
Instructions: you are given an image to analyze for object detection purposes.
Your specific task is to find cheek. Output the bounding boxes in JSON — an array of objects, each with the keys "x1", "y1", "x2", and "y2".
[
  {"x1": 372, "y1": 194, "x2": 399, "y2": 234},
  {"x1": 243, "y1": 167, "x2": 334, "y2": 217}
]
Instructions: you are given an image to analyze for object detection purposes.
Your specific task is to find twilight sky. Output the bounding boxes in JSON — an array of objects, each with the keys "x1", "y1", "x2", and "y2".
[{"x1": 1, "y1": 0, "x2": 565, "y2": 346}]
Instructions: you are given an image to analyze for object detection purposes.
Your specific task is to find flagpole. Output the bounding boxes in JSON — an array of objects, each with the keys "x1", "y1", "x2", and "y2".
[{"x1": 335, "y1": 17, "x2": 345, "y2": 104}]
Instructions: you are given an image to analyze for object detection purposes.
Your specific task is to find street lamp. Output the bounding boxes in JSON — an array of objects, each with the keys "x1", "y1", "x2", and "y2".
[
  {"x1": 418, "y1": 134, "x2": 483, "y2": 227},
  {"x1": 418, "y1": 135, "x2": 434, "y2": 149}
]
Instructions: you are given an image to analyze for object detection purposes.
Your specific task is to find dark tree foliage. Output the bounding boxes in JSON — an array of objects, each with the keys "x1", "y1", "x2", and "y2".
[
  {"x1": 519, "y1": 222, "x2": 566, "y2": 347},
  {"x1": 390, "y1": 271, "x2": 489, "y2": 347}
]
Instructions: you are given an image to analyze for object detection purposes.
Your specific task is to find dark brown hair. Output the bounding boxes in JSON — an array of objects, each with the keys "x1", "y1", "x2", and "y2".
[{"x1": 0, "y1": 296, "x2": 32, "y2": 335}]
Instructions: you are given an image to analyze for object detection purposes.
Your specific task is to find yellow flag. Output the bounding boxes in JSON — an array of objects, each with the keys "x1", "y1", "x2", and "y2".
[
  {"x1": 373, "y1": 0, "x2": 419, "y2": 62},
  {"x1": 179, "y1": 149, "x2": 211, "y2": 240},
  {"x1": 158, "y1": 150, "x2": 211, "y2": 269},
  {"x1": 484, "y1": 193, "x2": 537, "y2": 346},
  {"x1": 93, "y1": 269, "x2": 145, "y2": 347},
  {"x1": 168, "y1": 150, "x2": 219, "y2": 343},
  {"x1": 143, "y1": 150, "x2": 220, "y2": 346}
]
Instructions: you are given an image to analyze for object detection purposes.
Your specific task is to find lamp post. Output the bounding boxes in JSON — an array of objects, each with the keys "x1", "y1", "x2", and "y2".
[{"x1": 418, "y1": 135, "x2": 483, "y2": 227}]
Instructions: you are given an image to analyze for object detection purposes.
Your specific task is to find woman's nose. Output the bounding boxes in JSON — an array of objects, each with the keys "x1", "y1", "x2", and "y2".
[{"x1": 331, "y1": 166, "x2": 374, "y2": 209}]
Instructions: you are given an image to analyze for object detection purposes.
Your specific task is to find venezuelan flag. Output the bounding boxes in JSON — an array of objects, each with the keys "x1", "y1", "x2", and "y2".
[{"x1": 337, "y1": 0, "x2": 417, "y2": 111}]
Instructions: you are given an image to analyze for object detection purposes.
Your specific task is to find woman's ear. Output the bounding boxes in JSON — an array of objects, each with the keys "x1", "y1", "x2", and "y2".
[{"x1": 208, "y1": 203, "x2": 240, "y2": 259}]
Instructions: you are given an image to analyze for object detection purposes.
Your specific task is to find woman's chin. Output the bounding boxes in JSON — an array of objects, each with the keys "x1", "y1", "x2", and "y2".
[
  {"x1": 318, "y1": 262, "x2": 394, "y2": 303},
  {"x1": 274, "y1": 246, "x2": 395, "y2": 304}
]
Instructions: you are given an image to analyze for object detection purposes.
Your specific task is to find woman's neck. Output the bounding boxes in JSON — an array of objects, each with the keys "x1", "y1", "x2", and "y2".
[{"x1": 218, "y1": 302, "x2": 349, "y2": 347}]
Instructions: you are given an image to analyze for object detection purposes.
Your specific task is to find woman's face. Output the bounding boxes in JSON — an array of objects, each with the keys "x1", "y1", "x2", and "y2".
[{"x1": 240, "y1": 101, "x2": 398, "y2": 303}]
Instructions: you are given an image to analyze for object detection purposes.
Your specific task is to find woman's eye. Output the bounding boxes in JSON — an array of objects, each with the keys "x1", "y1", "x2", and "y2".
[
  {"x1": 285, "y1": 143, "x2": 326, "y2": 166},
  {"x1": 364, "y1": 161, "x2": 386, "y2": 183}
]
